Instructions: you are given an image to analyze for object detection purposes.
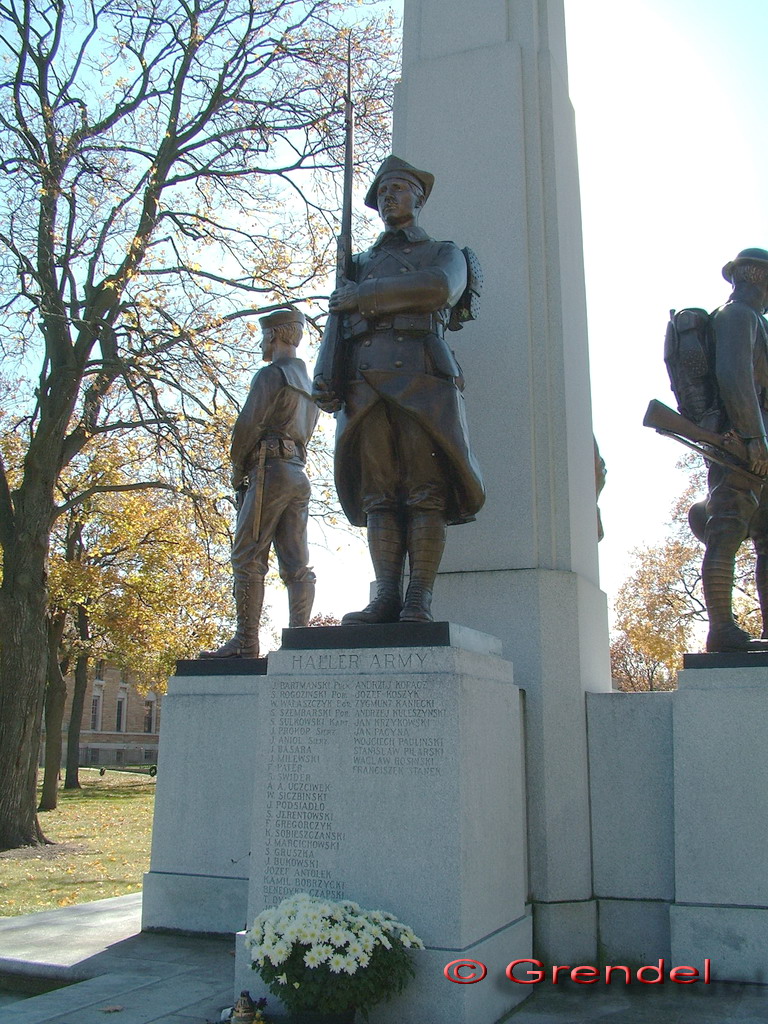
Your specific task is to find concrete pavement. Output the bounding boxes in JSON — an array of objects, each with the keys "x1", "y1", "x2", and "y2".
[{"x1": 2, "y1": 895, "x2": 768, "y2": 1022}]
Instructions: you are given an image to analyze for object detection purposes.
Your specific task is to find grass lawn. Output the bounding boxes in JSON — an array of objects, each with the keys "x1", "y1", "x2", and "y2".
[{"x1": 0, "y1": 768, "x2": 155, "y2": 918}]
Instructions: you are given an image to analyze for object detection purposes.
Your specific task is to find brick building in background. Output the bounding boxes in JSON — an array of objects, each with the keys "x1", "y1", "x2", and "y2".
[{"x1": 42, "y1": 661, "x2": 162, "y2": 769}]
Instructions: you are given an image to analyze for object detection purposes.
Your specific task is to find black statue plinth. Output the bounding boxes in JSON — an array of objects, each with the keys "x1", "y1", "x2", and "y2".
[
  {"x1": 176, "y1": 657, "x2": 268, "y2": 676},
  {"x1": 683, "y1": 650, "x2": 768, "y2": 670},
  {"x1": 282, "y1": 621, "x2": 458, "y2": 650}
]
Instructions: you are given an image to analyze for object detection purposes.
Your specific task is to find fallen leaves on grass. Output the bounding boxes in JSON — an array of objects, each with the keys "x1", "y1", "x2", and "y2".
[{"x1": 0, "y1": 769, "x2": 155, "y2": 917}]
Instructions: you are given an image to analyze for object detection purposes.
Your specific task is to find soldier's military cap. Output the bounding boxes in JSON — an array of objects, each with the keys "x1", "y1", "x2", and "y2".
[
  {"x1": 259, "y1": 308, "x2": 306, "y2": 330},
  {"x1": 722, "y1": 248, "x2": 768, "y2": 283},
  {"x1": 364, "y1": 155, "x2": 435, "y2": 211}
]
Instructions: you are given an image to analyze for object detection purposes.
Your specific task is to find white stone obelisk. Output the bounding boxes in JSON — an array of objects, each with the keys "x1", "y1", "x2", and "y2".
[{"x1": 394, "y1": 0, "x2": 611, "y2": 958}]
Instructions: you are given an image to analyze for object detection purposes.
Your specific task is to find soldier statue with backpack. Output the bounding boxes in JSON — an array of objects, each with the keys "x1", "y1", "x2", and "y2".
[
  {"x1": 313, "y1": 155, "x2": 485, "y2": 624},
  {"x1": 662, "y1": 248, "x2": 768, "y2": 652}
]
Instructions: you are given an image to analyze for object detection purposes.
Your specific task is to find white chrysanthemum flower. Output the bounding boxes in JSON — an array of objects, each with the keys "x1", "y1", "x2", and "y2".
[
  {"x1": 298, "y1": 922, "x2": 320, "y2": 943},
  {"x1": 328, "y1": 925, "x2": 351, "y2": 946},
  {"x1": 247, "y1": 894, "x2": 424, "y2": 995},
  {"x1": 269, "y1": 941, "x2": 290, "y2": 965},
  {"x1": 329, "y1": 953, "x2": 346, "y2": 974},
  {"x1": 304, "y1": 947, "x2": 323, "y2": 968}
]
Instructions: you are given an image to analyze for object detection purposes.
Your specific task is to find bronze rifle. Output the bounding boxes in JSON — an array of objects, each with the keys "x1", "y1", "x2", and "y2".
[{"x1": 643, "y1": 399, "x2": 765, "y2": 487}]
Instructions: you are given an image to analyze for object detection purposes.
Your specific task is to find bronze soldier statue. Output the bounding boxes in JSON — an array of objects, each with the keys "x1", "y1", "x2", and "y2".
[
  {"x1": 201, "y1": 309, "x2": 319, "y2": 658},
  {"x1": 695, "y1": 249, "x2": 768, "y2": 652},
  {"x1": 314, "y1": 155, "x2": 484, "y2": 624}
]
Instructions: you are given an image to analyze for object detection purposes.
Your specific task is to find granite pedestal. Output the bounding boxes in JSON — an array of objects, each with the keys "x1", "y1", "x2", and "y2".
[
  {"x1": 671, "y1": 661, "x2": 768, "y2": 983},
  {"x1": 142, "y1": 659, "x2": 267, "y2": 935},
  {"x1": 233, "y1": 624, "x2": 531, "y2": 1024}
]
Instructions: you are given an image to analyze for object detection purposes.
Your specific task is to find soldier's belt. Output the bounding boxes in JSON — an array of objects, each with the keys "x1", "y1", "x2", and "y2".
[
  {"x1": 253, "y1": 437, "x2": 306, "y2": 463},
  {"x1": 346, "y1": 313, "x2": 445, "y2": 339}
]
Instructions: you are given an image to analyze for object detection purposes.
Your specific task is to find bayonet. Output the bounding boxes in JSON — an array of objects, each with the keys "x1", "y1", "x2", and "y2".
[{"x1": 313, "y1": 35, "x2": 355, "y2": 403}]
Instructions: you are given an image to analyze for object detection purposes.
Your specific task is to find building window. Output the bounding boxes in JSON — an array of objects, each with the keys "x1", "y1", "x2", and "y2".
[
  {"x1": 143, "y1": 749, "x2": 154, "y2": 761},
  {"x1": 115, "y1": 749, "x2": 123, "y2": 764},
  {"x1": 143, "y1": 701, "x2": 155, "y2": 734},
  {"x1": 95, "y1": 659, "x2": 106, "y2": 680},
  {"x1": 88, "y1": 747, "x2": 99, "y2": 765},
  {"x1": 90, "y1": 695, "x2": 102, "y2": 732},
  {"x1": 115, "y1": 697, "x2": 125, "y2": 733}
]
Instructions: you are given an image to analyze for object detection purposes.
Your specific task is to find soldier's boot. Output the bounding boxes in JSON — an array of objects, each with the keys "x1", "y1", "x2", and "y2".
[
  {"x1": 287, "y1": 577, "x2": 316, "y2": 628},
  {"x1": 342, "y1": 512, "x2": 405, "y2": 624},
  {"x1": 703, "y1": 555, "x2": 753, "y2": 652},
  {"x1": 400, "y1": 511, "x2": 447, "y2": 623},
  {"x1": 199, "y1": 578, "x2": 263, "y2": 658}
]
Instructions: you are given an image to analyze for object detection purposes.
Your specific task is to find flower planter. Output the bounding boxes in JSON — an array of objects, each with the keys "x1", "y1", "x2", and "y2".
[{"x1": 246, "y1": 894, "x2": 422, "y2": 1023}]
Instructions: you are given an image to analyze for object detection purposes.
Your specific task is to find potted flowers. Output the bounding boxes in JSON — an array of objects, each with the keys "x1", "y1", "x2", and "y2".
[{"x1": 244, "y1": 893, "x2": 424, "y2": 1023}]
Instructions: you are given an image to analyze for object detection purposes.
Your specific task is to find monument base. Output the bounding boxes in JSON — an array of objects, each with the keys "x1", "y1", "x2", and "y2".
[
  {"x1": 671, "y1": 665, "x2": 768, "y2": 981},
  {"x1": 234, "y1": 624, "x2": 531, "y2": 1023},
  {"x1": 586, "y1": 664, "x2": 768, "y2": 982},
  {"x1": 142, "y1": 662, "x2": 267, "y2": 934}
]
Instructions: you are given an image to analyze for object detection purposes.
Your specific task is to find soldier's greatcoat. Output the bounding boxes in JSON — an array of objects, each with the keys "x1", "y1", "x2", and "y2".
[{"x1": 320, "y1": 224, "x2": 485, "y2": 526}]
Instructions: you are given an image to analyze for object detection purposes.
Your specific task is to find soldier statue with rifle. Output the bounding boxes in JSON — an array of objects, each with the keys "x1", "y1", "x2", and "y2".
[
  {"x1": 313, "y1": 151, "x2": 485, "y2": 623},
  {"x1": 646, "y1": 248, "x2": 768, "y2": 652},
  {"x1": 200, "y1": 309, "x2": 318, "y2": 659}
]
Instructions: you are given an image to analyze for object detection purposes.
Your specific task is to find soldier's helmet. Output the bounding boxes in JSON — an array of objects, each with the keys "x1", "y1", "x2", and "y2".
[
  {"x1": 364, "y1": 155, "x2": 435, "y2": 211},
  {"x1": 722, "y1": 248, "x2": 768, "y2": 283},
  {"x1": 259, "y1": 309, "x2": 305, "y2": 331}
]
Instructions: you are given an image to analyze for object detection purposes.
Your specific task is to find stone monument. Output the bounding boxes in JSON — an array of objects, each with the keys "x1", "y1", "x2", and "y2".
[
  {"x1": 145, "y1": 3, "x2": 612, "y2": 1017},
  {"x1": 389, "y1": 0, "x2": 612, "y2": 959}
]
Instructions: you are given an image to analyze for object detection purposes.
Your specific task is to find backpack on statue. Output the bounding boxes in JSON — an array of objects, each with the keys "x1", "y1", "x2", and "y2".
[{"x1": 663, "y1": 307, "x2": 723, "y2": 431}]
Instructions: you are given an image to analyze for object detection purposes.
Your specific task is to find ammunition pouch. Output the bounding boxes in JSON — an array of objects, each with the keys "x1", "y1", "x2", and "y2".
[
  {"x1": 247, "y1": 436, "x2": 306, "y2": 468},
  {"x1": 347, "y1": 312, "x2": 446, "y2": 339}
]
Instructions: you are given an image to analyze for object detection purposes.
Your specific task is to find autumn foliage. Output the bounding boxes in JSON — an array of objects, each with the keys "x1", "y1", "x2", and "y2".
[{"x1": 0, "y1": 0, "x2": 396, "y2": 847}]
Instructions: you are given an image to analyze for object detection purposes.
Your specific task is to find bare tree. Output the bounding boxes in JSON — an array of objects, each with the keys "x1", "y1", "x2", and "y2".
[{"x1": 0, "y1": 0, "x2": 396, "y2": 848}]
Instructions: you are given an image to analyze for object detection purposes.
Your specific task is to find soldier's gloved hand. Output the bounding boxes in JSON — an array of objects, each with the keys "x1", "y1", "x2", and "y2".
[
  {"x1": 747, "y1": 437, "x2": 768, "y2": 477},
  {"x1": 312, "y1": 376, "x2": 342, "y2": 414},
  {"x1": 329, "y1": 279, "x2": 359, "y2": 313}
]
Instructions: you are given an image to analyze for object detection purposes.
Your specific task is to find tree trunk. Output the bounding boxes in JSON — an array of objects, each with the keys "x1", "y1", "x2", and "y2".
[
  {"x1": 38, "y1": 615, "x2": 68, "y2": 812},
  {"x1": 0, "y1": 543, "x2": 51, "y2": 849},
  {"x1": 64, "y1": 648, "x2": 89, "y2": 790}
]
